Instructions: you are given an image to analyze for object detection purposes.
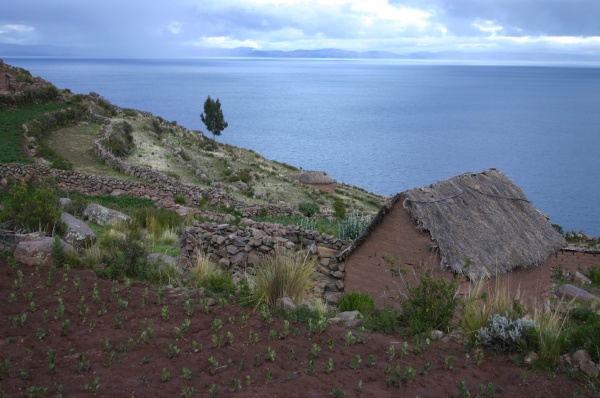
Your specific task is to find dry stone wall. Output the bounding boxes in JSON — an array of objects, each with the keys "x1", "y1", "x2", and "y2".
[{"x1": 180, "y1": 220, "x2": 350, "y2": 304}]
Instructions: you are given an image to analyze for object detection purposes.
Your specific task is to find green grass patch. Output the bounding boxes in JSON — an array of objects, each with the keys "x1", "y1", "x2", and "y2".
[{"x1": 0, "y1": 102, "x2": 67, "y2": 163}]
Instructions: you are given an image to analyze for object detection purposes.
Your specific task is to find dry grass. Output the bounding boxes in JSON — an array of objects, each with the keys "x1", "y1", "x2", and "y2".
[
  {"x1": 190, "y1": 251, "x2": 221, "y2": 285},
  {"x1": 460, "y1": 278, "x2": 521, "y2": 342},
  {"x1": 245, "y1": 249, "x2": 317, "y2": 309}
]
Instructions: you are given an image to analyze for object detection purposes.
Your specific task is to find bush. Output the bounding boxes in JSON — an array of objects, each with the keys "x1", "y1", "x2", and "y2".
[
  {"x1": 95, "y1": 230, "x2": 149, "y2": 280},
  {"x1": 0, "y1": 183, "x2": 64, "y2": 235},
  {"x1": 364, "y1": 307, "x2": 401, "y2": 334},
  {"x1": 333, "y1": 198, "x2": 346, "y2": 219},
  {"x1": 242, "y1": 249, "x2": 317, "y2": 309},
  {"x1": 476, "y1": 313, "x2": 536, "y2": 353},
  {"x1": 298, "y1": 202, "x2": 320, "y2": 217},
  {"x1": 50, "y1": 156, "x2": 74, "y2": 170},
  {"x1": 338, "y1": 291, "x2": 375, "y2": 316},
  {"x1": 400, "y1": 270, "x2": 458, "y2": 334},
  {"x1": 567, "y1": 307, "x2": 600, "y2": 362},
  {"x1": 105, "y1": 121, "x2": 135, "y2": 157}
]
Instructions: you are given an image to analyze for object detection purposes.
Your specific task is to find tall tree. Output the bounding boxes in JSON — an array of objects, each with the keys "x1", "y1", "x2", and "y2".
[{"x1": 200, "y1": 95, "x2": 228, "y2": 139}]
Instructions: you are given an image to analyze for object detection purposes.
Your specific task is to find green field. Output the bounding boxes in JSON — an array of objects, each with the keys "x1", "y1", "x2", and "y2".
[{"x1": 0, "y1": 103, "x2": 67, "y2": 163}]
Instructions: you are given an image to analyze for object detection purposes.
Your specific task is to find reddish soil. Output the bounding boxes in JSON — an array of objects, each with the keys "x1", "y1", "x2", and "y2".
[{"x1": 0, "y1": 257, "x2": 595, "y2": 398}]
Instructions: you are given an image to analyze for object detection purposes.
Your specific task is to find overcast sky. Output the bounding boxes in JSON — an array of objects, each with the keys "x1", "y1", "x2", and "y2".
[{"x1": 1, "y1": 0, "x2": 599, "y2": 58}]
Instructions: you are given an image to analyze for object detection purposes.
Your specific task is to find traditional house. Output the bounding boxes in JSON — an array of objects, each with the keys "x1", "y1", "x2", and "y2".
[
  {"x1": 299, "y1": 170, "x2": 336, "y2": 192},
  {"x1": 339, "y1": 169, "x2": 566, "y2": 308},
  {"x1": 0, "y1": 73, "x2": 12, "y2": 93}
]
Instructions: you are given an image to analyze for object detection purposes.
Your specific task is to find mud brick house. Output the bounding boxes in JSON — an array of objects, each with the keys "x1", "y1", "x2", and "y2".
[{"x1": 339, "y1": 169, "x2": 566, "y2": 308}]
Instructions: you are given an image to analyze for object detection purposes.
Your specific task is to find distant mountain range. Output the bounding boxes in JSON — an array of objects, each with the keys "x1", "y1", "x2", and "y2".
[{"x1": 1, "y1": 42, "x2": 598, "y2": 63}]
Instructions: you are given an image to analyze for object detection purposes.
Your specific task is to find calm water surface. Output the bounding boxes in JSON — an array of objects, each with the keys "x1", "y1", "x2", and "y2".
[{"x1": 5, "y1": 57, "x2": 600, "y2": 236}]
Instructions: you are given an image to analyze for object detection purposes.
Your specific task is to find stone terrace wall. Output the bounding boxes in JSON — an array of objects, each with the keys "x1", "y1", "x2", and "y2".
[{"x1": 180, "y1": 220, "x2": 350, "y2": 305}]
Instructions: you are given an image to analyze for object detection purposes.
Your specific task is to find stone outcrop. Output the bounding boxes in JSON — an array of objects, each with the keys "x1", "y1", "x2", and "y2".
[
  {"x1": 555, "y1": 284, "x2": 597, "y2": 302},
  {"x1": 61, "y1": 212, "x2": 96, "y2": 249},
  {"x1": 14, "y1": 235, "x2": 74, "y2": 267},
  {"x1": 179, "y1": 220, "x2": 350, "y2": 303},
  {"x1": 83, "y1": 204, "x2": 131, "y2": 226}
]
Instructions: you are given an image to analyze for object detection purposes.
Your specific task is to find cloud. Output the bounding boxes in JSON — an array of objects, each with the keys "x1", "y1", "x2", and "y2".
[{"x1": 0, "y1": 0, "x2": 598, "y2": 58}]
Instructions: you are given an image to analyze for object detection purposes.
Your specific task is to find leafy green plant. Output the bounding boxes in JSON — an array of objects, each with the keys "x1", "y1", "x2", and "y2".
[
  {"x1": 0, "y1": 183, "x2": 64, "y2": 234},
  {"x1": 338, "y1": 291, "x2": 375, "y2": 316},
  {"x1": 298, "y1": 202, "x2": 320, "y2": 217},
  {"x1": 401, "y1": 270, "x2": 459, "y2": 334}
]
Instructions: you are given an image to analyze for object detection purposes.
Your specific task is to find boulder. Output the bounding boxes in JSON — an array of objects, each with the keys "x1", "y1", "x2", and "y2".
[
  {"x1": 83, "y1": 204, "x2": 131, "y2": 225},
  {"x1": 61, "y1": 212, "x2": 96, "y2": 249},
  {"x1": 328, "y1": 310, "x2": 364, "y2": 328},
  {"x1": 58, "y1": 198, "x2": 73, "y2": 209},
  {"x1": 14, "y1": 236, "x2": 74, "y2": 267},
  {"x1": 276, "y1": 296, "x2": 297, "y2": 311},
  {"x1": 556, "y1": 284, "x2": 597, "y2": 302},
  {"x1": 147, "y1": 253, "x2": 176, "y2": 266}
]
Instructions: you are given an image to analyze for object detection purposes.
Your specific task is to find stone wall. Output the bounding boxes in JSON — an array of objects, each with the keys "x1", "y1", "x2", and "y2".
[{"x1": 180, "y1": 220, "x2": 350, "y2": 305}]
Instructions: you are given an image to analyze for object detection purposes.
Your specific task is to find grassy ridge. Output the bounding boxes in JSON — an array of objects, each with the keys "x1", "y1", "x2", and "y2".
[{"x1": 0, "y1": 103, "x2": 67, "y2": 163}]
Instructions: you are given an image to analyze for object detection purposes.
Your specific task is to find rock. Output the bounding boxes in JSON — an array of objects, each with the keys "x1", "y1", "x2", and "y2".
[
  {"x1": 572, "y1": 350, "x2": 592, "y2": 365},
  {"x1": 323, "y1": 291, "x2": 342, "y2": 305},
  {"x1": 556, "y1": 284, "x2": 597, "y2": 302},
  {"x1": 578, "y1": 360, "x2": 599, "y2": 379},
  {"x1": 14, "y1": 236, "x2": 74, "y2": 267},
  {"x1": 58, "y1": 198, "x2": 73, "y2": 209},
  {"x1": 276, "y1": 296, "x2": 296, "y2": 310},
  {"x1": 523, "y1": 351, "x2": 539, "y2": 364},
  {"x1": 328, "y1": 310, "x2": 364, "y2": 328},
  {"x1": 430, "y1": 330, "x2": 444, "y2": 341},
  {"x1": 83, "y1": 204, "x2": 131, "y2": 225},
  {"x1": 175, "y1": 206, "x2": 194, "y2": 216},
  {"x1": 61, "y1": 212, "x2": 96, "y2": 249},
  {"x1": 147, "y1": 253, "x2": 176, "y2": 265},
  {"x1": 572, "y1": 271, "x2": 592, "y2": 285},
  {"x1": 317, "y1": 246, "x2": 337, "y2": 258},
  {"x1": 110, "y1": 189, "x2": 127, "y2": 197}
]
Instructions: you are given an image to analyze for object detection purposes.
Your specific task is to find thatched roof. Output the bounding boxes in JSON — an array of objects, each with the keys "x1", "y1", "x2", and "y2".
[
  {"x1": 341, "y1": 169, "x2": 566, "y2": 280},
  {"x1": 299, "y1": 171, "x2": 335, "y2": 184}
]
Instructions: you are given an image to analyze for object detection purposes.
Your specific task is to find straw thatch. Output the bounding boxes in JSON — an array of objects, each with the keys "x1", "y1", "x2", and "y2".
[
  {"x1": 341, "y1": 169, "x2": 566, "y2": 280},
  {"x1": 299, "y1": 171, "x2": 335, "y2": 184}
]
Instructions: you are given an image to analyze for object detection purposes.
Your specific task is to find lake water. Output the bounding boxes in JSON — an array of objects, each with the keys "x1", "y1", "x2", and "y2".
[{"x1": 4, "y1": 57, "x2": 600, "y2": 236}]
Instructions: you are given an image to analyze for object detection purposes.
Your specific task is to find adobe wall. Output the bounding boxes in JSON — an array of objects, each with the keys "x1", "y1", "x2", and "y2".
[{"x1": 180, "y1": 220, "x2": 351, "y2": 304}]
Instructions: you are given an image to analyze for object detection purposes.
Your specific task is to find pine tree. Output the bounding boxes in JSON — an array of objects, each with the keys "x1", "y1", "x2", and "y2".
[{"x1": 200, "y1": 96, "x2": 228, "y2": 139}]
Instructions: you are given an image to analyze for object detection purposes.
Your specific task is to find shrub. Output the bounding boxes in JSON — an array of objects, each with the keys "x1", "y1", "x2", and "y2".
[
  {"x1": 400, "y1": 270, "x2": 458, "y2": 334},
  {"x1": 298, "y1": 202, "x2": 320, "y2": 217},
  {"x1": 243, "y1": 249, "x2": 317, "y2": 308},
  {"x1": 364, "y1": 307, "x2": 401, "y2": 334},
  {"x1": 476, "y1": 313, "x2": 536, "y2": 353},
  {"x1": 0, "y1": 183, "x2": 64, "y2": 235},
  {"x1": 95, "y1": 230, "x2": 149, "y2": 280},
  {"x1": 338, "y1": 291, "x2": 375, "y2": 316},
  {"x1": 567, "y1": 307, "x2": 600, "y2": 362},
  {"x1": 106, "y1": 121, "x2": 135, "y2": 157},
  {"x1": 50, "y1": 156, "x2": 74, "y2": 170},
  {"x1": 333, "y1": 198, "x2": 346, "y2": 219}
]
